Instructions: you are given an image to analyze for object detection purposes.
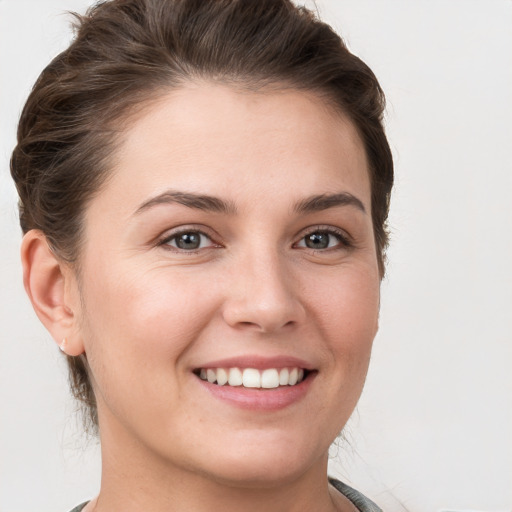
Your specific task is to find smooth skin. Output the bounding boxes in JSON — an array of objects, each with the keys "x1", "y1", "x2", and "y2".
[{"x1": 22, "y1": 83, "x2": 380, "y2": 512}]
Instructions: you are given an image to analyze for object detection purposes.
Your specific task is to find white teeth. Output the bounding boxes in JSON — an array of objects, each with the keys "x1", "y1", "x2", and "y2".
[
  {"x1": 242, "y1": 368, "x2": 261, "y2": 388},
  {"x1": 216, "y1": 368, "x2": 228, "y2": 386},
  {"x1": 279, "y1": 368, "x2": 289, "y2": 385},
  {"x1": 261, "y1": 369, "x2": 279, "y2": 389},
  {"x1": 228, "y1": 367, "x2": 243, "y2": 386},
  {"x1": 198, "y1": 367, "x2": 307, "y2": 388}
]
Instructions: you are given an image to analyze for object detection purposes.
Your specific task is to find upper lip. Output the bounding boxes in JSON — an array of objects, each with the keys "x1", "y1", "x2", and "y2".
[{"x1": 193, "y1": 355, "x2": 315, "y2": 371}]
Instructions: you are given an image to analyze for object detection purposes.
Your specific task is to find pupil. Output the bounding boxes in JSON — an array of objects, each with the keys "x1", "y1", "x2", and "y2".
[
  {"x1": 306, "y1": 232, "x2": 329, "y2": 249},
  {"x1": 177, "y1": 232, "x2": 200, "y2": 249}
]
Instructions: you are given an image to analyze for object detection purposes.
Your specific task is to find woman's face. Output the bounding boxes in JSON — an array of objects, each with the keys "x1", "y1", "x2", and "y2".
[{"x1": 71, "y1": 83, "x2": 380, "y2": 485}]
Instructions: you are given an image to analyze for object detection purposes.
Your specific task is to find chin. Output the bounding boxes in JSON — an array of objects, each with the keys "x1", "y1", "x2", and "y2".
[{"x1": 184, "y1": 430, "x2": 329, "y2": 489}]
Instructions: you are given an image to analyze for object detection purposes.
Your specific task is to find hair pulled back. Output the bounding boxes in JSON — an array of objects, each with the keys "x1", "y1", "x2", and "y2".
[{"x1": 11, "y1": 0, "x2": 393, "y2": 431}]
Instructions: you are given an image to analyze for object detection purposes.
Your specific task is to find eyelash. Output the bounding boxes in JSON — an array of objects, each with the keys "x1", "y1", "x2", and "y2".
[
  {"x1": 157, "y1": 225, "x2": 353, "y2": 254},
  {"x1": 294, "y1": 226, "x2": 353, "y2": 252},
  {"x1": 158, "y1": 227, "x2": 219, "y2": 253}
]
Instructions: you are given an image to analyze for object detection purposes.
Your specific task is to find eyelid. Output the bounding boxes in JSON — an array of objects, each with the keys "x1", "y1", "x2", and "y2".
[
  {"x1": 155, "y1": 224, "x2": 353, "y2": 253},
  {"x1": 157, "y1": 225, "x2": 222, "y2": 252},
  {"x1": 293, "y1": 225, "x2": 353, "y2": 250}
]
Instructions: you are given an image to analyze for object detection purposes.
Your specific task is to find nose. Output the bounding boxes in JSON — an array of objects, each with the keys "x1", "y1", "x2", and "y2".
[{"x1": 221, "y1": 251, "x2": 306, "y2": 334}]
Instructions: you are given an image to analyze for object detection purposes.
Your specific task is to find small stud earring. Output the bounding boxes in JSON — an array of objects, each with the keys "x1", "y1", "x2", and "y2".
[{"x1": 59, "y1": 338, "x2": 67, "y2": 353}]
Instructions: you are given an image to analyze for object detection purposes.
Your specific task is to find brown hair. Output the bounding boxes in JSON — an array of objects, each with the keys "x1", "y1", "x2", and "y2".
[{"x1": 11, "y1": 0, "x2": 393, "y2": 431}]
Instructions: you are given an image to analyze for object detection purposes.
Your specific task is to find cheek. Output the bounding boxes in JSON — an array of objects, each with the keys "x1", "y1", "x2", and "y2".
[
  {"x1": 78, "y1": 264, "x2": 218, "y2": 399},
  {"x1": 291, "y1": 265, "x2": 380, "y2": 440},
  {"x1": 305, "y1": 264, "x2": 380, "y2": 369},
  {"x1": 83, "y1": 262, "x2": 208, "y2": 341}
]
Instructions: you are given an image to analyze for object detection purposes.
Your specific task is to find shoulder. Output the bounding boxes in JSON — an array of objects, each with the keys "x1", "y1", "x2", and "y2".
[{"x1": 329, "y1": 477, "x2": 382, "y2": 512}]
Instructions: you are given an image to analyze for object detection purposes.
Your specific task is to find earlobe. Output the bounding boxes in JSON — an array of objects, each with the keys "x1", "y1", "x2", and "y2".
[{"x1": 21, "y1": 230, "x2": 85, "y2": 356}]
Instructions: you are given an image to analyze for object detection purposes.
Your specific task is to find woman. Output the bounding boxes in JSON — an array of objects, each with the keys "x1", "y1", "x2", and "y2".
[{"x1": 11, "y1": 0, "x2": 393, "y2": 510}]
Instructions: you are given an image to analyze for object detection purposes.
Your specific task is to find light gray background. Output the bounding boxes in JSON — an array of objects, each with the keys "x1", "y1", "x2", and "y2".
[{"x1": 1, "y1": 1, "x2": 511, "y2": 511}]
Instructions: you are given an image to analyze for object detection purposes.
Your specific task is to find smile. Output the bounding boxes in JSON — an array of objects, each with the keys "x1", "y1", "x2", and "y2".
[{"x1": 195, "y1": 367, "x2": 307, "y2": 389}]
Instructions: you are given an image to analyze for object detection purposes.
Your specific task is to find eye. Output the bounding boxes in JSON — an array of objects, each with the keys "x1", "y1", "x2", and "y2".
[
  {"x1": 295, "y1": 228, "x2": 351, "y2": 251},
  {"x1": 160, "y1": 229, "x2": 217, "y2": 252}
]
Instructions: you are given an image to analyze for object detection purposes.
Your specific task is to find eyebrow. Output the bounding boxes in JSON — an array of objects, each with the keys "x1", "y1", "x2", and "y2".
[
  {"x1": 135, "y1": 190, "x2": 238, "y2": 215},
  {"x1": 134, "y1": 190, "x2": 366, "y2": 216},
  {"x1": 293, "y1": 192, "x2": 366, "y2": 214}
]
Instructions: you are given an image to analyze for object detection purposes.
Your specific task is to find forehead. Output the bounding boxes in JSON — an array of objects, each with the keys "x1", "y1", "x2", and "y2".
[{"x1": 98, "y1": 83, "x2": 370, "y2": 215}]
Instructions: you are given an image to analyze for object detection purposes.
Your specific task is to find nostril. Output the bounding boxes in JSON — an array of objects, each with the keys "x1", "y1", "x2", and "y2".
[{"x1": 235, "y1": 320, "x2": 296, "y2": 334}]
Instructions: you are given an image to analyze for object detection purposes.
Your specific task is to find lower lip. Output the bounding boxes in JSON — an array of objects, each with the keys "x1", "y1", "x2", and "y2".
[{"x1": 196, "y1": 372, "x2": 316, "y2": 411}]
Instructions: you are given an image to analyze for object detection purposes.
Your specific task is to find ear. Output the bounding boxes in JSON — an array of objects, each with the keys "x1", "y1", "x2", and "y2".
[{"x1": 21, "y1": 230, "x2": 85, "y2": 356}]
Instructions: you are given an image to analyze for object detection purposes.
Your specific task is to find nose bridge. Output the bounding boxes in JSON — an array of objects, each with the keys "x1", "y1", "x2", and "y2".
[{"x1": 222, "y1": 243, "x2": 304, "y2": 333}]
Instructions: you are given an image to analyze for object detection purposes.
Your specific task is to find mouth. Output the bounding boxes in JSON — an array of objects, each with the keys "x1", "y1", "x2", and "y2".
[{"x1": 193, "y1": 367, "x2": 311, "y2": 389}]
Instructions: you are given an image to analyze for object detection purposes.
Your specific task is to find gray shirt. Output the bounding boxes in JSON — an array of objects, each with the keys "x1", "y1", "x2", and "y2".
[{"x1": 69, "y1": 478, "x2": 381, "y2": 512}]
